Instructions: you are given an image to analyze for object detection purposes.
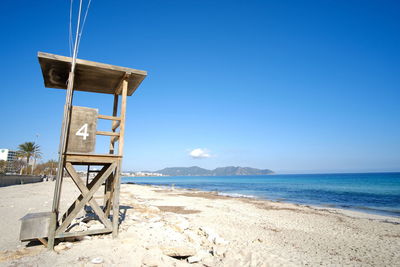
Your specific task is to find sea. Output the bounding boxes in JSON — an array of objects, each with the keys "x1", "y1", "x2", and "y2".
[{"x1": 122, "y1": 172, "x2": 400, "y2": 217}]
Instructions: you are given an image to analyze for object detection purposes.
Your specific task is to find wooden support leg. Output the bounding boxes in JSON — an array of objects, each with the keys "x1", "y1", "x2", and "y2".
[
  {"x1": 103, "y1": 171, "x2": 114, "y2": 217},
  {"x1": 112, "y1": 161, "x2": 121, "y2": 238},
  {"x1": 60, "y1": 164, "x2": 109, "y2": 223},
  {"x1": 111, "y1": 78, "x2": 127, "y2": 238},
  {"x1": 56, "y1": 163, "x2": 116, "y2": 235},
  {"x1": 86, "y1": 165, "x2": 90, "y2": 186},
  {"x1": 47, "y1": 211, "x2": 57, "y2": 250},
  {"x1": 65, "y1": 163, "x2": 113, "y2": 230}
]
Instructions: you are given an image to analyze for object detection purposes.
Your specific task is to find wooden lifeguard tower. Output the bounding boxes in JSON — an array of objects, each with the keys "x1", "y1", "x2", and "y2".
[{"x1": 19, "y1": 52, "x2": 147, "y2": 249}]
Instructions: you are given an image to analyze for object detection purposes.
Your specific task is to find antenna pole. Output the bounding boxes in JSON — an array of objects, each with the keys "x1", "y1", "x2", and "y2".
[{"x1": 48, "y1": 0, "x2": 83, "y2": 250}]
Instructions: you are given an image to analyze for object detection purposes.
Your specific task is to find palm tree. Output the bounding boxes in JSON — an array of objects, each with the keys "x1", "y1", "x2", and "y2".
[{"x1": 18, "y1": 142, "x2": 41, "y2": 175}]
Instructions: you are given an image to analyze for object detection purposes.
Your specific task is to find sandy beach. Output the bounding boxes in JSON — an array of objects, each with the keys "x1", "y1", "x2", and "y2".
[{"x1": 0, "y1": 179, "x2": 399, "y2": 266}]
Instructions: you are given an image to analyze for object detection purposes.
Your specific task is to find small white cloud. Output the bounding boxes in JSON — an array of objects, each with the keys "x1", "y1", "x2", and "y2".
[{"x1": 189, "y1": 148, "x2": 211, "y2": 159}]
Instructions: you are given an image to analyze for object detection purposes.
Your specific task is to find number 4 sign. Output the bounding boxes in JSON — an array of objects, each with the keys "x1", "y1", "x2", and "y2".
[
  {"x1": 67, "y1": 106, "x2": 98, "y2": 153},
  {"x1": 76, "y1": 123, "x2": 89, "y2": 140}
]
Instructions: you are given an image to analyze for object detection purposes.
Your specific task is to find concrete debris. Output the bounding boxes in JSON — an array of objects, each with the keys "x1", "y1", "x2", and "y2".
[
  {"x1": 148, "y1": 216, "x2": 162, "y2": 223},
  {"x1": 149, "y1": 221, "x2": 165, "y2": 228},
  {"x1": 187, "y1": 250, "x2": 212, "y2": 264},
  {"x1": 202, "y1": 256, "x2": 216, "y2": 267},
  {"x1": 147, "y1": 206, "x2": 160, "y2": 213},
  {"x1": 187, "y1": 255, "x2": 201, "y2": 263},
  {"x1": 53, "y1": 244, "x2": 67, "y2": 252},
  {"x1": 128, "y1": 215, "x2": 142, "y2": 221},
  {"x1": 91, "y1": 257, "x2": 104, "y2": 264},
  {"x1": 200, "y1": 226, "x2": 229, "y2": 245},
  {"x1": 212, "y1": 246, "x2": 227, "y2": 257},
  {"x1": 88, "y1": 224, "x2": 105, "y2": 230},
  {"x1": 214, "y1": 236, "x2": 229, "y2": 246},
  {"x1": 161, "y1": 246, "x2": 196, "y2": 258},
  {"x1": 142, "y1": 249, "x2": 161, "y2": 267},
  {"x1": 163, "y1": 227, "x2": 186, "y2": 242},
  {"x1": 184, "y1": 230, "x2": 202, "y2": 244},
  {"x1": 174, "y1": 219, "x2": 190, "y2": 233}
]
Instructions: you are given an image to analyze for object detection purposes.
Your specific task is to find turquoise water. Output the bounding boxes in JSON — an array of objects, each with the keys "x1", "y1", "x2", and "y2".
[{"x1": 122, "y1": 172, "x2": 400, "y2": 217}]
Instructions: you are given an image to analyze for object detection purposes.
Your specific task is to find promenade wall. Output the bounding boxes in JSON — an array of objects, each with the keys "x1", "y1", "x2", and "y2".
[{"x1": 0, "y1": 175, "x2": 43, "y2": 187}]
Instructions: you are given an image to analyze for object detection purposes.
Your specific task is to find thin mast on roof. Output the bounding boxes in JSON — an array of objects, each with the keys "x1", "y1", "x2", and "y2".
[{"x1": 49, "y1": 0, "x2": 88, "y2": 249}]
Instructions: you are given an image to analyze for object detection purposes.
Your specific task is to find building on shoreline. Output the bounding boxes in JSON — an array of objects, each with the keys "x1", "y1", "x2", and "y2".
[
  {"x1": 0, "y1": 148, "x2": 18, "y2": 173},
  {"x1": 121, "y1": 171, "x2": 165, "y2": 177}
]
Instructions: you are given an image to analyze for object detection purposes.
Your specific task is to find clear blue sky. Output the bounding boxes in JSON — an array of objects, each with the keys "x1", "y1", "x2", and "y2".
[{"x1": 1, "y1": 0, "x2": 399, "y2": 173}]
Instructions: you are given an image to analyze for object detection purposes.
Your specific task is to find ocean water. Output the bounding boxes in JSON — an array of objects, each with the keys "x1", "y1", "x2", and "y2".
[{"x1": 122, "y1": 172, "x2": 400, "y2": 217}]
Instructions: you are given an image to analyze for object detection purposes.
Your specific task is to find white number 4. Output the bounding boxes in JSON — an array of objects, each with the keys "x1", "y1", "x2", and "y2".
[{"x1": 76, "y1": 123, "x2": 89, "y2": 140}]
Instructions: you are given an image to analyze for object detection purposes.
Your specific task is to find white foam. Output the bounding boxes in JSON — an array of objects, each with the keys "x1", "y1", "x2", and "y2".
[{"x1": 217, "y1": 192, "x2": 257, "y2": 199}]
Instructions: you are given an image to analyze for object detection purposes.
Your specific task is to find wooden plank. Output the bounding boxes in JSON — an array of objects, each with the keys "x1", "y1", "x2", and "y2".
[
  {"x1": 65, "y1": 163, "x2": 113, "y2": 230},
  {"x1": 67, "y1": 106, "x2": 98, "y2": 153},
  {"x1": 39, "y1": 52, "x2": 147, "y2": 76},
  {"x1": 38, "y1": 238, "x2": 48, "y2": 247},
  {"x1": 118, "y1": 80, "x2": 128, "y2": 156},
  {"x1": 66, "y1": 152, "x2": 121, "y2": 157},
  {"x1": 98, "y1": 114, "x2": 121, "y2": 121},
  {"x1": 56, "y1": 163, "x2": 116, "y2": 234},
  {"x1": 56, "y1": 228, "x2": 112, "y2": 238},
  {"x1": 66, "y1": 155, "x2": 120, "y2": 164},
  {"x1": 38, "y1": 52, "x2": 147, "y2": 96},
  {"x1": 115, "y1": 74, "x2": 129, "y2": 95},
  {"x1": 96, "y1": 131, "x2": 119, "y2": 137},
  {"x1": 109, "y1": 94, "x2": 119, "y2": 155}
]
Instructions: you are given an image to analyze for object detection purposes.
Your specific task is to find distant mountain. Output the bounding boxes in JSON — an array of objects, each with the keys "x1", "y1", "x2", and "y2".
[
  {"x1": 212, "y1": 166, "x2": 274, "y2": 176},
  {"x1": 155, "y1": 166, "x2": 274, "y2": 176},
  {"x1": 155, "y1": 166, "x2": 211, "y2": 176}
]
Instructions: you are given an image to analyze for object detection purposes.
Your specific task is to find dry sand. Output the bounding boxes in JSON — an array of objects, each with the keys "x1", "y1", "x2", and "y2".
[{"x1": 0, "y1": 179, "x2": 399, "y2": 266}]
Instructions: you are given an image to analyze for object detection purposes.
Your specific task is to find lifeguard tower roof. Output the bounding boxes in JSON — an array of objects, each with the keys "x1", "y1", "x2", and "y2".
[{"x1": 38, "y1": 52, "x2": 147, "y2": 96}]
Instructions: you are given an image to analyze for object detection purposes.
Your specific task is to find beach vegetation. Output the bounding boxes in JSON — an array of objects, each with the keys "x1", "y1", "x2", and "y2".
[
  {"x1": 34, "y1": 160, "x2": 58, "y2": 176},
  {"x1": 0, "y1": 160, "x2": 6, "y2": 174},
  {"x1": 17, "y1": 142, "x2": 41, "y2": 175}
]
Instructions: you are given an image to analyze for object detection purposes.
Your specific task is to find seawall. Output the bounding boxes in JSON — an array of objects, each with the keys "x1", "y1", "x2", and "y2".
[{"x1": 0, "y1": 175, "x2": 43, "y2": 187}]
